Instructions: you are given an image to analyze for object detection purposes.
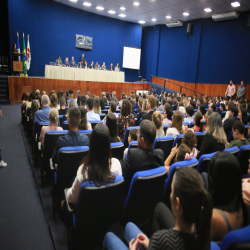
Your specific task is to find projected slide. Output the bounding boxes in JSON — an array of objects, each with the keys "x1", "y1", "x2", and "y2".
[{"x1": 122, "y1": 46, "x2": 141, "y2": 70}]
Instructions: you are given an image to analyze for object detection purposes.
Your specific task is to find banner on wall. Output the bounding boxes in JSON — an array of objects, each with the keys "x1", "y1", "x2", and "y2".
[
  {"x1": 22, "y1": 33, "x2": 27, "y2": 76},
  {"x1": 27, "y1": 34, "x2": 31, "y2": 70}
]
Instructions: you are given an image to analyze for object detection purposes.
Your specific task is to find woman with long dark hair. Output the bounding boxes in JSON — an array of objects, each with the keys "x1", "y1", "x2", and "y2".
[
  {"x1": 66, "y1": 123, "x2": 122, "y2": 204},
  {"x1": 193, "y1": 111, "x2": 204, "y2": 132},
  {"x1": 78, "y1": 107, "x2": 92, "y2": 130},
  {"x1": 106, "y1": 113, "x2": 120, "y2": 142}
]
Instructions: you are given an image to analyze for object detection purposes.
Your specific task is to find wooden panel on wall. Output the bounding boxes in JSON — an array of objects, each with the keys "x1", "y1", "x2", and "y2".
[{"x1": 8, "y1": 77, "x2": 150, "y2": 104}]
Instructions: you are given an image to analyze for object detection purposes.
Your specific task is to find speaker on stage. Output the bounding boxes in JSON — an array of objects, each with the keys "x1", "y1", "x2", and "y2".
[{"x1": 139, "y1": 76, "x2": 142, "y2": 81}]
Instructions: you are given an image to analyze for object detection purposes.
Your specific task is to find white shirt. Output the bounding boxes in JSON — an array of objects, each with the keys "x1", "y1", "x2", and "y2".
[
  {"x1": 66, "y1": 158, "x2": 122, "y2": 204},
  {"x1": 184, "y1": 116, "x2": 193, "y2": 124},
  {"x1": 166, "y1": 125, "x2": 185, "y2": 139},
  {"x1": 87, "y1": 111, "x2": 101, "y2": 121}
]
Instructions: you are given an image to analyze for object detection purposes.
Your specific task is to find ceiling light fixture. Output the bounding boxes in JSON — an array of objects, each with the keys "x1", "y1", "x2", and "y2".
[
  {"x1": 96, "y1": 6, "x2": 104, "y2": 10},
  {"x1": 83, "y1": 2, "x2": 92, "y2": 7},
  {"x1": 204, "y1": 8, "x2": 212, "y2": 12},
  {"x1": 119, "y1": 14, "x2": 126, "y2": 18},
  {"x1": 183, "y1": 12, "x2": 189, "y2": 16},
  {"x1": 152, "y1": 18, "x2": 157, "y2": 22},
  {"x1": 138, "y1": 20, "x2": 145, "y2": 24},
  {"x1": 231, "y1": 1, "x2": 240, "y2": 7},
  {"x1": 108, "y1": 10, "x2": 116, "y2": 14},
  {"x1": 120, "y1": 7, "x2": 126, "y2": 11},
  {"x1": 166, "y1": 15, "x2": 171, "y2": 19},
  {"x1": 133, "y1": 2, "x2": 140, "y2": 6}
]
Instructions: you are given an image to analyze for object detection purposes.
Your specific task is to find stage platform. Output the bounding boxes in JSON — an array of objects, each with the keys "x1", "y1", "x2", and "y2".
[{"x1": 8, "y1": 76, "x2": 150, "y2": 104}]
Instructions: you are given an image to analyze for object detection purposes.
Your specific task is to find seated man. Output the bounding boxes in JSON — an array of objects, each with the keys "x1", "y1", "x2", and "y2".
[
  {"x1": 33, "y1": 94, "x2": 50, "y2": 133},
  {"x1": 52, "y1": 107, "x2": 89, "y2": 165},
  {"x1": 102, "y1": 100, "x2": 119, "y2": 124},
  {"x1": 55, "y1": 56, "x2": 62, "y2": 66},
  {"x1": 120, "y1": 120, "x2": 164, "y2": 194},
  {"x1": 141, "y1": 95, "x2": 156, "y2": 121},
  {"x1": 58, "y1": 96, "x2": 67, "y2": 116},
  {"x1": 78, "y1": 59, "x2": 84, "y2": 68},
  {"x1": 69, "y1": 56, "x2": 76, "y2": 67},
  {"x1": 67, "y1": 89, "x2": 75, "y2": 105},
  {"x1": 158, "y1": 97, "x2": 166, "y2": 112},
  {"x1": 86, "y1": 97, "x2": 101, "y2": 121},
  {"x1": 226, "y1": 121, "x2": 249, "y2": 148},
  {"x1": 184, "y1": 105, "x2": 194, "y2": 124},
  {"x1": 109, "y1": 63, "x2": 114, "y2": 71},
  {"x1": 224, "y1": 105, "x2": 239, "y2": 138}
]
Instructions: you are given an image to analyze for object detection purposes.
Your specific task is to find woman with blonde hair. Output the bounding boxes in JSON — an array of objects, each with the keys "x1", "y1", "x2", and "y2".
[
  {"x1": 152, "y1": 111, "x2": 165, "y2": 138},
  {"x1": 197, "y1": 112, "x2": 226, "y2": 159},
  {"x1": 93, "y1": 96, "x2": 101, "y2": 114},
  {"x1": 39, "y1": 108, "x2": 63, "y2": 148},
  {"x1": 50, "y1": 93, "x2": 58, "y2": 109},
  {"x1": 166, "y1": 111, "x2": 184, "y2": 139}
]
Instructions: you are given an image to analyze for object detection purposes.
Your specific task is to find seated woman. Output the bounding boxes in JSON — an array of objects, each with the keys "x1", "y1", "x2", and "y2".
[
  {"x1": 117, "y1": 99, "x2": 136, "y2": 141},
  {"x1": 203, "y1": 109, "x2": 213, "y2": 131},
  {"x1": 152, "y1": 111, "x2": 164, "y2": 138},
  {"x1": 115, "y1": 63, "x2": 120, "y2": 71},
  {"x1": 100, "y1": 98, "x2": 105, "y2": 110},
  {"x1": 103, "y1": 167, "x2": 212, "y2": 250},
  {"x1": 39, "y1": 108, "x2": 63, "y2": 148},
  {"x1": 89, "y1": 61, "x2": 94, "y2": 69},
  {"x1": 29, "y1": 101, "x2": 39, "y2": 123},
  {"x1": 66, "y1": 123, "x2": 122, "y2": 204},
  {"x1": 182, "y1": 129, "x2": 197, "y2": 158},
  {"x1": 93, "y1": 96, "x2": 101, "y2": 114},
  {"x1": 162, "y1": 103, "x2": 172, "y2": 126},
  {"x1": 21, "y1": 91, "x2": 29, "y2": 108},
  {"x1": 102, "y1": 62, "x2": 106, "y2": 70},
  {"x1": 238, "y1": 107, "x2": 248, "y2": 125},
  {"x1": 197, "y1": 112, "x2": 226, "y2": 159},
  {"x1": 50, "y1": 93, "x2": 58, "y2": 109},
  {"x1": 106, "y1": 113, "x2": 120, "y2": 143},
  {"x1": 166, "y1": 110, "x2": 185, "y2": 139},
  {"x1": 78, "y1": 107, "x2": 92, "y2": 130},
  {"x1": 198, "y1": 103, "x2": 206, "y2": 118},
  {"x1": 123, "y1": 129, "x2": 137, "y2": 159},
  {"x1": 193, "y1": 111, "x2": 204, "y2": 132},
  {"x1": 63, "y1": 57, "x2": 69, "y2": 67}
]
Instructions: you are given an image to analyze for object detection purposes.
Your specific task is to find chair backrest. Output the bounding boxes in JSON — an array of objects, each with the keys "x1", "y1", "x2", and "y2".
[
  {"x1": 237, "y1": 145, "x2": 250, "y2": 175},
  {"x1": 74, "y1": 175, "x2": 125, "y2": 248},
  {"x1": 220, "y1": 225, "x2": 250, "y2": 250},
  {"x1": 227, "y1": 131, "x2": 233, "y2": 143},
  {"x1": 163, "y1": 124, "x2": 170, "y2": 133},
  {"x1": 89, "y1": 120, "x2": 102, "y2": 129},
  {"x1": 101, "y1": 109, "x2": 109, "y2": 114},
  {"x1": 244, "y1": 125, "x2": 249, "y2": 138},
  {"x1": 173, "y1": 134, "x2": 184, "y2": 147},
  {"x1": 56, "y1": 146, "x2": 89, "y2": 199},
  {"x1": 123, "y1": 167, "x2": 168, "y2": 227},
  {"x1": 153, "y1": 136, "x2": 174, "y2": 159},
  {"x1": 162, "y1": 158, "x2": 198, "y2": 208},
  {"x1": 99, "y1": 114, "x2": 106, "y2": 120},
  {"x1": 224, "y1": 146, "x2": 239, "y2": 158},
  {"x1": 211, "y1": 242, "x2": 220, "y2": 250},
  {"x1": 195, "y1": 132, "x2": 206, "y2": 151},
  {"x1": 189, "y1": 121, "x2": 194, "y2": 128},
  {"x1": 62, "y1": 120, "x2": 69, "y2": 130},
  {"x1": 59, "y1": 114, "x2": 64, "y2": 127},
  {"x1": 221, "y1": 111, "x2": 227, "y2": 119},
  {"x1": 123, "y1": 126, "x2": 140, "y2": 148},
  {"x1": 125, "y1": 141, "x2": 138, "y2": 158},
  {"x1": 79, "y1": 129, "x2": 92, "y2": 141},
  {"x1": 111, "y1": 142, "x2": 124, "y2": 160},
  {"x1": 183, "y1": 121, "x2": 189, "y2": 126},
  {"x1": 197, "y1": 152, "x2": 217, "y2": 173},
  {"x1": 37, "y1": 122, "x2": 50, "y2": 139}
]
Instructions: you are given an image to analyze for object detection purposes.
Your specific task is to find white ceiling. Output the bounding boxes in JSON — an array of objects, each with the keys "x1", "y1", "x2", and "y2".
[{"x1": 54, "y1": 0, "x2": 250, "y2": 26}]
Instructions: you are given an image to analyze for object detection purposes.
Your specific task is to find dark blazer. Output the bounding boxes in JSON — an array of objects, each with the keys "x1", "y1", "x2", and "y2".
[
  {"x1": 223, "y1": 116, "x2": 239, "y2": 137},
  {"x1": 134, "y1": 108, "x2": 145, "y2": 122},
  {"x1": 197, "y1": 133, "x2": 225, "y2": 159},
  {"x1": 141, "y1": 110, "x2": 154, "y2": 121},
  {"x1": 120, "y1": 148, "x2": 164, "y2": 195},
  {"x1": 109, "y1": 66, "x2": 114, "y2": 71}
]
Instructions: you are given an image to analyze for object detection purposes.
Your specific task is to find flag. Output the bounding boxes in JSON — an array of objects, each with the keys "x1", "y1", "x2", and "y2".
[
  {"x1": 17, "y1": 32, "x2": 21, "y2": 75},
  {"x1": 22, "y1": 33, "x2": 27, "y2": 75},
  {"x1": 27, "y1": 34, "x2": 31, "y2": 70}
]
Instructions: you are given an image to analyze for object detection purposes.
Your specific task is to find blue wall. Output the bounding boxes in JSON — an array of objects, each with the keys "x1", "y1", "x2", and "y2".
[
  {"x1": 8, "y1": 0, "x2": 142, "y2": 81},
  {"x1": 141, "y1": 12, "x2": 250, "y2": 85}
]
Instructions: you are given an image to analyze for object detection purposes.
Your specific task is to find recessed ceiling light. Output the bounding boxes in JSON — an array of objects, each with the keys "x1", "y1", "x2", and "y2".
[
  {"x1": 119, "y1": 14, "x2": 126, "y2": 18},
  {"x1": 96, "y1": 6, "x2": 104, "y2": 10},
  {"x1": 120, "y1": 7, "x2": 126, "y2": 11},
  {"x1": 166, "y1": 15, "x2": 171, "y2": 19},
  {"x1": 83, "y1": 2, "x2": 91, "y2": 7},
  {"x1": 152, "y1": 18, "x2": 157, "y2": 22},
  {"x1": 138, "y1": 20, "x2": 145, "y2": 24},
  {"x1": 204, "y1": 8, "x2": 212, "y2": 12},
  {"x1": 183, "y1": 12, "x2": 189, "y2": 16},
  {"x1": 69, "y1": 0, "x2": 77, "y2": 2},
  {"x1": 231, "y1": 1, "x2": 240, "y2": 7},
  {"x1": 108, "y1": 10, "x2": 116, "y2": 14},
  {"x1": 133, "y1": 2, "x2": 140, "y2": 6}
]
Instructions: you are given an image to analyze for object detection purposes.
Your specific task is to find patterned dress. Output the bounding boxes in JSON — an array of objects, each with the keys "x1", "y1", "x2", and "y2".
[{"x1": 117, "y1": 114, "x2": 135, "y2": 141}]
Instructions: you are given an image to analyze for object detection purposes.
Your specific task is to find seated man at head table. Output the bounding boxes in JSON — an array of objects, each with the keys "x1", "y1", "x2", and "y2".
[
  {"x1": 102, "y1": 62, "x2": 106, "y2": 70},
  {"x1": 63, "y1": 57, "x2": 69, "y2": 67},
  {"x1": 55, "y1": 56, "x2": 62, "y2": 66},
  {"x1": 78, "y1": 59, "x2": 84, "y2": 68},
  {"x1": 109, "y1": 63, "x2": 114, "y2": 71},
  {"x1": 89, "y1": 61, "x2": 94, "y2": 69},
  {"x1": 83, "y1": 60, "x2": 88, "y2": 69},
  {"x1": 69, "y1": 56, "x2": 76, "y2": 67},
  {"x1": 95, "y1": 61, "x2": 101, "y2": 70}
]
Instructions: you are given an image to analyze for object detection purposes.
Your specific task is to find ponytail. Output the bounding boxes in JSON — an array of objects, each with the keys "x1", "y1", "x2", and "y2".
[{"x1": 196, "y1": 190, "x2": 212, "y2": 250}]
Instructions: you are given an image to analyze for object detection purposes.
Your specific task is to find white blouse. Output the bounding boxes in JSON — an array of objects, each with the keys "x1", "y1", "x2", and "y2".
[
  {"x1": 166, "y1": 125, "x2": 185, "y2": 139},
  {"x1": 66, "y1": 158, "x2": 122, "y2": 204}
]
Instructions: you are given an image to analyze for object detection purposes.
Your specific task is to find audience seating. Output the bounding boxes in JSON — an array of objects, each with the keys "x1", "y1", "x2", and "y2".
[
  {"x1": 227, "y1": 131, "x2": 233, "y2": 143},
  {"x1": 64, "y1": 175, "x2": 125, "y2": 250},
  {"x1": 237, "y1": 145, "x2": 250, "y2": 175},
  {"x1": 220, "y1": 225, "x2": 250, "y2": 250},
  {"x1": 183, "y1": 121, "x2": 189, "y2": 126},
  {"x1": 125, "y1": 141, "x2": 138, "y2": 158},
  {"x1": 153, "y1": 136, "x2": 174, "y2": 160},
  {"x1": 122, "y1": 167, "x2": 168, "y2": 229},
  {"x1": 79, "y1": 129, "x2": 92, "y2": 141},
  {"x1": 189, "y1": 121, "x2": 194, "y2": 128},
  {"x1": 62, "y1": 120, "x2": 69, "y2": 130},
  {"x1": 123, "y1": 126, "x2": 140, "y2": 148},
  {"x1": 197, "y1": 152, "x2": 217, "y2": 173},
  {"x1": 244, "y1": 125, "x2": 249, "y2": 139},
  {"x1": 162, "y1": 158, "x2": 198, "y2": 209},
  {"x1": 173, "y1": 134, "x2": 184, "y2": 147},
  {"x1": 88, "y1": 120, "x2": 102, "y2": 129},
  {"x1": 51, "y1": 146, "x2": 89, "y2": 218},
  {"x1": 195, "y1": 131, "x2": 206, "y2": 151},
  {"x1": 221, "y1": 111, "x2": 227, "y2": 119},
  {"x1": 224, "y1": 146, "x2": 239, "y2": 158},
  {"x1": 211, "y1": 242, "x2": 220, "y2": 250},
  {"x1": 99, "y1": 114, "x2": 106, "y2": 120},
  {"x1": 59, "y1": 115, "x2": 64, "y2": 127},
  {"x1": 163, "y1": 124, "x2": 170, "y2": 133},
  {"x1": 111, "y1": 142, "x2": 124, "y2": 160},
  {"x1": 101, "y1": 109, "x2": 108, "y2": 114}
]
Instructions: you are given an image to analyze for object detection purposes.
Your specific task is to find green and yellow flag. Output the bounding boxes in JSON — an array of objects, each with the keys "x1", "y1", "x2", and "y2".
[{"x1": 22, "y1": 33, "x2": 27, "y2": 75}]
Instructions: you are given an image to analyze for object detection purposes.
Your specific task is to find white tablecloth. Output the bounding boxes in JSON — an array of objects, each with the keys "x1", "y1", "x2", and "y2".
[{"x1": 45, "y1": 65, "x2": 125, "y2": 82}]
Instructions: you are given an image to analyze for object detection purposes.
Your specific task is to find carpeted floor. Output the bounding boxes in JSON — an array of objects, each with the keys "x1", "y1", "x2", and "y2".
[{"x1": 0, "y1": 104, "x2": 54, "y2": 250}]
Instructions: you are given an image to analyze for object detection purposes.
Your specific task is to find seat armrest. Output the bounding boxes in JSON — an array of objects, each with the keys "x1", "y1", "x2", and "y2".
[
  {"x1": 38, "y1": 142, "x2": 42, "y2": 151},
  {"x1": 64, "y1": 188, "x2": 74, "y2": 212},
  {"x1": 50, "y1": 158, "x2": 55, "y2": 170}
]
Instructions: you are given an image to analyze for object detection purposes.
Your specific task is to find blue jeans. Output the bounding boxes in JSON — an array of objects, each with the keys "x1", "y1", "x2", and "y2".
[{"x1": 103, "y1": 222, "x2": 145, "y2": 250}]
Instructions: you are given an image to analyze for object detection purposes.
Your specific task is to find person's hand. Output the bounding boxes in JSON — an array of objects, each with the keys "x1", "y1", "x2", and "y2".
[
  {"x1": 225, "y1": 141, "x2": 229, "y2": 147},
  {"x1": 129, "y1": 238, "x2": 139, "y2": 250},
  {"x1": 171, "y1": 144, "x2": 178, "y2": 156},
  {"x1": 137, "y1": 233, "x2": 149, "y2": 249}
]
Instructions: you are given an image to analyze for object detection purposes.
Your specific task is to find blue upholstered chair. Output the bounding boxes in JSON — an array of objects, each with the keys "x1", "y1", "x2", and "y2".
[
  {"x1": 88, "y1": 120, "x2": 102, "y2": 129},
  {"x1": 122, "y1": 167, "x2": 168, "y2": 228},
  {"x1": 221, "y1": 111, "x2": 227, "y2": 119},
  {"x1": 227, "y1": 131, "x2": 233, "y2": 143},
  {"x1": 64, "y1": 175, "x2": 125, "y2": 250},
  {"x1": 195, "y1": 131, "x2": 206, "y2": 151},
  {"x1": 99, "y1": 113, "x2": 106, "y2": 120},
  {"x1": 197, "y1": 152, "x2": 217, "y2": 173},
  {"x1": 237, "y1": 145, "x2": 250, "y2": 175},
  {"x1": 111, "y1": 142, "x2": 124, "y2": 160},
  {"x1": 220, "y1": 225, "x2": 250, "y2": 250},
  {"x1": 79, "y1": 129, "x2": 92, "y2": 141},
  {"x1": 123, "y1": 126, "x2": 140, "y2": 148},
  {"x1": 211, "y1": 242, "x2": 220, "y2": 250},
  {"x1": 101, "y1": 109, "x2": 109, "y2": 114},
  {"x1": 62, "y1": 120, "x2": 69, "y2": 130},
  {"x1": 153, "y1": 136, "x2": 174, "y2": 159},
  {"x1": 163, "y1": 124, "x2": 170, "y2": 133},
  {"x1": 244, "y1": 125, "x2": 249, "y2": 138},
  {"x1": 173, "y1": 134, "x2": 184, "y2": 147},
  {"x1": 224, "y1": 146, "x2": 239, "y2": 158},
  {"x1": 162, "y1": 158, "x2": 198, "y2": 209},
  {"x1": 189, "y1": 121, "x2": 194, "y2": 128},
  {"x1": 125, "y1": 141, "x2": 138, "y2": 158}
]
